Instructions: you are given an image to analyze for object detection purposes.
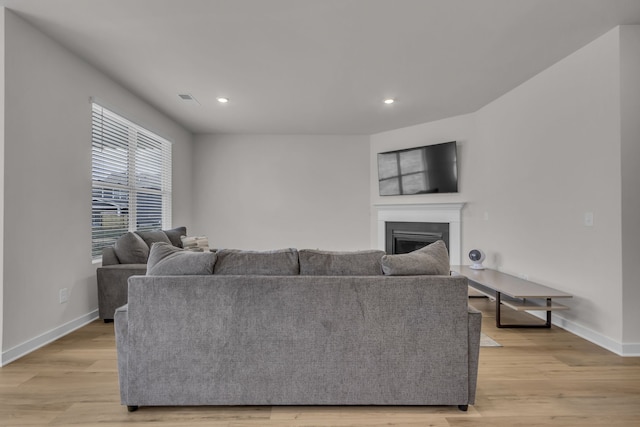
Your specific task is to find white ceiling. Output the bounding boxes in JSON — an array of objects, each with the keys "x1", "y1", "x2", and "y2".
[{"x1": 2, "y1": 0, "x2": 640, "y2": 135}]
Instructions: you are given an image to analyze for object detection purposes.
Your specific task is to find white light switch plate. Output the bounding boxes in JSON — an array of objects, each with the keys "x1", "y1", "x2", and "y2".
[{"x1": 584, "y1": 212, "x2": 594, "y2": 227}]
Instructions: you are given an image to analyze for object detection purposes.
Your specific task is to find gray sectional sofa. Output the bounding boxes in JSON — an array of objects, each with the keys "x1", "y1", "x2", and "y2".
[
  {"x1": 97, "y1": 227, "x2": 186, "y2": 321},
  {"x1": 115, "y1": 244, "x2": 482, "y2": 412}
]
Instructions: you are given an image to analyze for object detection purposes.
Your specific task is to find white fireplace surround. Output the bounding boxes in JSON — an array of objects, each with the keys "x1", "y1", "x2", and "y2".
[{"x1": 376, "y1": 203, "x2": 465, "y2": 265}]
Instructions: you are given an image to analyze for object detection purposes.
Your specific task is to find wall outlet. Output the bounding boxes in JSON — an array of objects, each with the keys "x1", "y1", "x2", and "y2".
[
  {"x1": 584, "y1": 212, "x2": 594, "y2": 227},
  {"x1": 59, "y1": 288, "x2": 69, "y2": 304}
]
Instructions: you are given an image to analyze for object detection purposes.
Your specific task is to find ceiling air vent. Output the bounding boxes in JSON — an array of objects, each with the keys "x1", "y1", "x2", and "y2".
[{"x1": 178, "y1": 94, "x2": 200, "y2": 105}]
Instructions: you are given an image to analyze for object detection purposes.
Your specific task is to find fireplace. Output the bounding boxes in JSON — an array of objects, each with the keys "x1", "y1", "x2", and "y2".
[
  {"x1": 386, "y1": 221, "x2": 449, "y2": 254},
  {"x1": 376, "y1": 203, "x2": 464, "y2": 264}
]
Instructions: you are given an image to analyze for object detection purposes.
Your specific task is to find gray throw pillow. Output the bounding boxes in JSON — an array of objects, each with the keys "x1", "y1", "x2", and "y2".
[
  {"x1": 135, "y1": 230, "x2": 172, "y2": 248},
  {"x1": 381, "y1": 240, "x2": 450, "y2": 276},
  {"x1": 146, "y1": 242, "x2": 216, "y2": 275},
  {"x1": 299, "y1": 249, "x2": 385, "y2": 276},
  {"x1": 214, "y1": 248, "x2": 299, "y2": 275},
  {"x1": 113, "y1": 232, "x2": 150, "y2": 264},
  {"x1": 163, "y1": 226, "x2": 187, "y2": 248}
]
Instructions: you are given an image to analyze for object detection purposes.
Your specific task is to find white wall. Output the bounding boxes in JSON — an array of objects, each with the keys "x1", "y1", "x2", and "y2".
[
  {"x1": 620, "y1": 26, "x2": 640, "y2": 347},
  {"x1": 1, "y1": 11, "x2": 192, "y2": 362},
  {"x1": 473, "y1": 27, "x2": 623, "y2": 346},
  {"x1": 0, "y1": 8, "x2": 6, "y2": 356},
  {"x1": 193, "y1": 134, "x2": 370, "y2": 251},
  {"x1": 371, "y1": 27, "x2": 636, "y2": 354}
]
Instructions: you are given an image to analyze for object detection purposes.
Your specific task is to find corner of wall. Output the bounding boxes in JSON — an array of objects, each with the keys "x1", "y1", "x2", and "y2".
[
  {"x1": 619, "y1": 25, "x2": 640, "y2": 345},
  {"x1": 369, "y1": 27, "x2": 627, "y2": 351},
  {"x1": 0, "y1": 6, "x2": 6, "y2": 364}
]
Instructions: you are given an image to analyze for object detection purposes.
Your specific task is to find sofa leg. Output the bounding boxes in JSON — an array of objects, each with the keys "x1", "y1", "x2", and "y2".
[
  {"x1": 458, "y1": 404, "x2": 468, "y2": 412},
  {"x1": 127, "y1": 405, "x2": 139, "y2": 412},
  {"x1": 104, "y1": 319, "x2": 114, "y2": 324}
]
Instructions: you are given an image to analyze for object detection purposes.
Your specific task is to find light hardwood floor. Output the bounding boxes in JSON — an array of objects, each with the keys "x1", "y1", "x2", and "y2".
[{"x1": 1, "y1": 297, "x2": 639, "y2": 426}]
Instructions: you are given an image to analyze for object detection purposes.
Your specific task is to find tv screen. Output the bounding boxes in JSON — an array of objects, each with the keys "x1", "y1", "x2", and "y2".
[{"x1": 377, "y1": 141, "x2": 458, "y2": 195}]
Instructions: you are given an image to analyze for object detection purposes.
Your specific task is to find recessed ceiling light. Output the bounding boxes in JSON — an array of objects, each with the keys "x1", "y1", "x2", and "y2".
[
  {"x1": 217, "y1": 97, "x2": 229, "y2": 103},
  {"x1": 383, "y1": 98, "x2": 395, "y2": 105}
]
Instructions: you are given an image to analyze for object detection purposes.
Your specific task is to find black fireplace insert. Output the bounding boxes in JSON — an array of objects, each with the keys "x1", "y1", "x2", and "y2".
[{"x1": 385, "y1": 221, "x2": 450, "y2": 254}]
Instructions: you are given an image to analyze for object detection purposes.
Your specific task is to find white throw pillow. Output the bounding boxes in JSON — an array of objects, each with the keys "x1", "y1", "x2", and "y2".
[{"x1": 180, "y1": 235, "x2": 210, "y2": 252}]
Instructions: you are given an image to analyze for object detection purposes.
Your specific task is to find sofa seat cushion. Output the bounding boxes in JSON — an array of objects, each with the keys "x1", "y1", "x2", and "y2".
[
  {"x1": 381, "y1": 240, "x2": 450, "y2": 276},
  {"x1": 299, "y1": 249, "x2": 385, "y2": 276},
  {"x1": 146, "y1": 242, "x2": 217, "y2": 275},
  {"x1": 114, "y1": 232, "x2": 149, "y2": 264},
  {"x1": 100, "y1": 263, "x2": 148, "y2": 271},
  {"x1": 214, "y1": 248, "x2": 299, "y2": 275}
]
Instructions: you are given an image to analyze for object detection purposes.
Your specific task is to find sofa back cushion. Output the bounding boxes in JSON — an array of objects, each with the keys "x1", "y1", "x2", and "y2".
[
  {"x1": 101, "y1": 246, "x2": 121, "y2": 266},
  {"x1": 135, "y1": 230, "x2": 171, "y2": 248},
  {"x1": 214, "y1": 248, "x2": 299, "y2": 275},
  {"x1": 163, "y1": 226, "x2": 187, "y2": 248},
  {"x1": 113, "y1": 232, "x2": 149, "y2": 264},
  {"x1": 381, "y1": 240, "x2": 450, "y2": 276},
  {"x1": 299, "y1": 249, "x2": 385, "y2": 276},
  {"x1": 146, "y1": 242, "x2": 216, "y2": 275}
]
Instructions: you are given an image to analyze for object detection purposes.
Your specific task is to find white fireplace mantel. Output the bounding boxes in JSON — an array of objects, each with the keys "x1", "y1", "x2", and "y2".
[{"x1": 375, "y1": 203, "x2": 465, "y2": 265}]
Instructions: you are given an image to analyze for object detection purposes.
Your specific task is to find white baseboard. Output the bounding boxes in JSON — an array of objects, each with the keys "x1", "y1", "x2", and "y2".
[
  {"x1": 1, "y1": 310, "x2": 99, "y2": 366},
  {"x1": 529, "y1": 311, "x2": 640, "y2": 357},
  {"x1": 620, "y1": 342, "x2": 640, "y2": 356}
]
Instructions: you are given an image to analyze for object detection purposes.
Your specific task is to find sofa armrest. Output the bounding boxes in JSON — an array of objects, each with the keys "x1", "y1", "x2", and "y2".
[
  {"x1": 467, "y1": 305, "x2": 482, "y2": 315},
  {"x1": 114, "y1": 304, "x2": 129, "y2": 404},
  {"x1": 97, "y1": 265, "x2": 146, "y2": 320},
  {"x1": 467, "y1": 305, "x2": 482, "y2": 404},
  {"x1": 102, "y1": 247, "x2": 121, "y2": 266}
]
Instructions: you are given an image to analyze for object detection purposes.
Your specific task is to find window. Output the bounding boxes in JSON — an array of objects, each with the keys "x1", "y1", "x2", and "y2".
[{"x1": 91, "y1": 103, "x2": 172, "y2": 259}]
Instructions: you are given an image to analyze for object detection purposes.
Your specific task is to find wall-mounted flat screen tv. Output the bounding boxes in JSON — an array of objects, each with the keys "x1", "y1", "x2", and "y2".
[{"x1": 377, "y1": 141, "x2": 458, "y2": 195}]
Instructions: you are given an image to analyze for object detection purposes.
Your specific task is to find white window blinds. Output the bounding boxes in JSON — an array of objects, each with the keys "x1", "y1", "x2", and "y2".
[{"x1": 91, "y1": 103, "x2": 172, "y2": 259}]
